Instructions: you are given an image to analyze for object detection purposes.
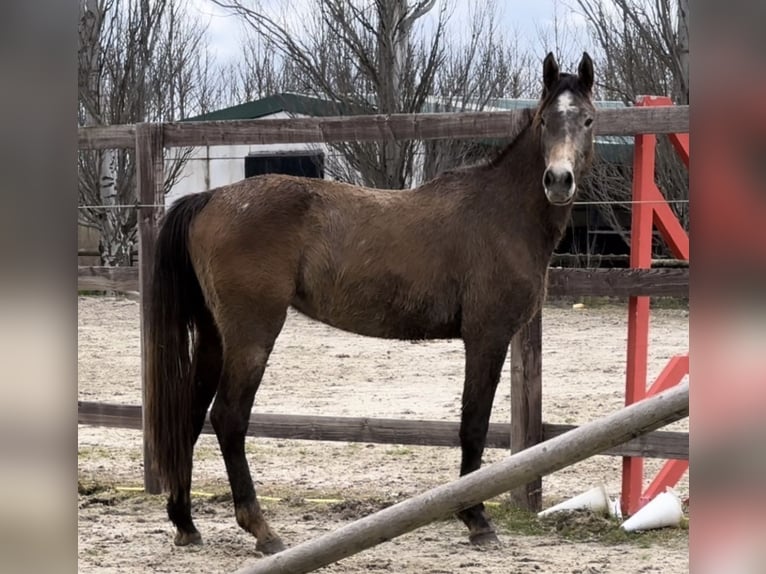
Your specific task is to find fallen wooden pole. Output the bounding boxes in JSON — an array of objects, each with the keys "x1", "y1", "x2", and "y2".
[{"x1": 234, "y1": 382, "x2": 689, "y2": 574}]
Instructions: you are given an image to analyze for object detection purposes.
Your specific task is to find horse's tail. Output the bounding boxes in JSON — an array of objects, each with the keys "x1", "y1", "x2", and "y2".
[{"x1": 145, "y1": 191, "x2": 214, "y2": 494}]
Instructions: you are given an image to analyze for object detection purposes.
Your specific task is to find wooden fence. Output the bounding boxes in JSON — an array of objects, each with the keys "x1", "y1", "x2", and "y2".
[
  {"x1": 78, "y1": 265, "x2": 689, "y2": 297},
  {"x1": 78, "y1": 401, "x2": 688, "y2": 459},
  {"x1": 77, "y1": 105, "x2": 690, "y2": 507}
]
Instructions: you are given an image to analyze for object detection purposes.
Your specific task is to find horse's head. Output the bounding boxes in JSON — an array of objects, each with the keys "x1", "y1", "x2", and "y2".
[{"x1": 536, "y1": 52, "x2": 596, "y2": 206}]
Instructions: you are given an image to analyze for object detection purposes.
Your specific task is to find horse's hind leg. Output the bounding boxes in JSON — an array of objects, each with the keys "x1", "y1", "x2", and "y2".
[
  {"x1": 210, "y1": 302, "x2": 287, "y2": 555},
  {"x1": 168, "y1": 309, "x2": 222, "y2": 546},
  {"x1": 456, "y1": 334, "x2": 510, "y2": 545}
]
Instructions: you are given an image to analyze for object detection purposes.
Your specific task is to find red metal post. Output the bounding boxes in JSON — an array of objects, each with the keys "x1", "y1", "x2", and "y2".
[
  {"x1": 623, "y1": 96, "x2": 690, "y2": 515},
  {"x1": 623, "y1": 127, "x2": 655, "y2": 515}
]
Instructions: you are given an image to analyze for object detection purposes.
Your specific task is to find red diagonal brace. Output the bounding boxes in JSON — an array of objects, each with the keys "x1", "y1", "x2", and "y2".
[{"x1": 647, "y1": 355, "x2": 689, "y2": 397}]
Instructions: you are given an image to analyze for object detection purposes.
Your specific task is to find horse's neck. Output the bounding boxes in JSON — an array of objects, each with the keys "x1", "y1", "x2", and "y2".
[{"x1": 486, "y1": 125, "x2": 574, "y2": 254}]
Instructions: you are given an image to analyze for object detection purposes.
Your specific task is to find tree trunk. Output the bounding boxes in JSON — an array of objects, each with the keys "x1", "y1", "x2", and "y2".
[
  {"x1": 376, "y1": 0, "x2": 405, "y2": 188},
  {"x1": 375, "y1": 1, "x2": 437, "y2": 189}
]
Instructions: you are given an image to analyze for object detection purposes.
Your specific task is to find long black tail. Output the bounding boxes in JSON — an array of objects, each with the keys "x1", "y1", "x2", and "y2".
[{"x1": 145, "y1": 191, "x2": 213, "y2": 494}]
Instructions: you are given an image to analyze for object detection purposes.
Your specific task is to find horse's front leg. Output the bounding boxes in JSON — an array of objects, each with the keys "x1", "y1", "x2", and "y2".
[{"x1": 456, "y1": 334, "x2": 511, "y2": 545}]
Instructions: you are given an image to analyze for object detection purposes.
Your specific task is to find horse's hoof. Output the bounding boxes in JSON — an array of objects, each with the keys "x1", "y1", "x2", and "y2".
[
  {"x1": 174, "y1": 530, "x2": 203, "y2": 546},
  {"x1": 256, "y1": 536, "x2": 286, "y2": 555},
  {"x1": 469, "y1": 530, "x2": 500, "y2": 546}
]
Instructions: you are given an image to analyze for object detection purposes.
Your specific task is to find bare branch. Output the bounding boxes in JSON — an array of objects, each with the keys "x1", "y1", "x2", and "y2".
[{"x1": 401, "y1": 0, "x2": 438, "y2": 30}]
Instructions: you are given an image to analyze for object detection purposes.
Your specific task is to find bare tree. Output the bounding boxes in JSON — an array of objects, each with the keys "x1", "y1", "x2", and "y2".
[
  {"x1": 422, "y1": 3, "x2": 537, "y2": 181},
  {"x1": 575, "y1": 0, "x2": 688, "y2": 105},
  {"x1": 78, "y1": 0, "x2": 220, "y2": 266},
  {"x1": 208, "y1": 0, "x2": 449, "y2": 188},
  {"x1": 535, "y1": 0, "x2": 590, "y2": 75},
  {"x1": 210, "y1": 0, "x2": 537, "y2": 189},
  {"x1": 572, "y1": 0, "x2": 689, "y2": 258},
  {"x1": 214, "y1": 28, "x2": 306, "y2": 105},
  {"x1": 79, "y1": 0, "x2": 122, "y2": 265}
]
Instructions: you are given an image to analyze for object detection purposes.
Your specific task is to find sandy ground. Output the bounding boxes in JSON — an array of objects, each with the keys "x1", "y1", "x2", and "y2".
[{"x1": 78, "y1": 295, "x2": 689, "y2": 573}]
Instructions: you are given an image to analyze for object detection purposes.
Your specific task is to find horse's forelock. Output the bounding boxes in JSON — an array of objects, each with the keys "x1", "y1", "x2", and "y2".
[{"x1": 537, "y1": 73, "x2": 592, "y2": 117}]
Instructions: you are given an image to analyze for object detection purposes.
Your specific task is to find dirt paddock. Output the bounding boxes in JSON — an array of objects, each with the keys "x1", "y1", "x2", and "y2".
[{"x1": 78, "y1": 295, "x2": 689, "y2": 573}]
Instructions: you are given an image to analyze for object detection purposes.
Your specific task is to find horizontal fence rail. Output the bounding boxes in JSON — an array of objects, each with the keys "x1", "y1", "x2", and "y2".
[
  {"x1": 78, "y1": 124, "x2": 137, "y2": 150},
  {"x1": 545, "y1": 267, "x2": 689, "y2": 297},
  {"x1": 78, "y1": 106, "x2": 689, "y2": 150},
  {"x1": 77, "y1": 401, "x2": 688, "y2": 460},
  {"x1": 77, "y1": 266, "x2": 689, "y2": 297},
  {"x1": 78, "y1": 266, "x2": 140, "y2": 292}
]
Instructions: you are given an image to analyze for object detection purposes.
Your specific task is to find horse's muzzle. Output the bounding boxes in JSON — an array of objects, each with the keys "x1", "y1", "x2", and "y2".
[{"x1": 543, "y1": 166, "x2": 576, "y2": 205}]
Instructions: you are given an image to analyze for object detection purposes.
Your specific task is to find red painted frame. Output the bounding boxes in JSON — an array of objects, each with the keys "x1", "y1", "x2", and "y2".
[{"x1": 622, "y1": 96, "x2": 690, "y2": 515}]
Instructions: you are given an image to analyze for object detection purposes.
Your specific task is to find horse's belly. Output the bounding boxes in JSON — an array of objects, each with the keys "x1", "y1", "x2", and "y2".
[{"x1": 290, "y1": 289, "x2": 462, "y2": 340}]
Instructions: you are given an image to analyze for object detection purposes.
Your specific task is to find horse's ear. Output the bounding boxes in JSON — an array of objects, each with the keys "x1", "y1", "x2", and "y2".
[
  {"x1": 578, "y1": 52, "x2": 594, "y2": 93},
  {"x1": 543, "y1": 52, "x2": 559, "y2": 94}
]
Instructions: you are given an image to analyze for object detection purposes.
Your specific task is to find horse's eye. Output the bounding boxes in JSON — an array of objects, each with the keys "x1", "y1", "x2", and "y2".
[
  {"x1": 584, "y1": 118, "x2": 594, "y2": 128},
  {"x1": 540, "y1": 117, "x2": 547, "y2": 128}
]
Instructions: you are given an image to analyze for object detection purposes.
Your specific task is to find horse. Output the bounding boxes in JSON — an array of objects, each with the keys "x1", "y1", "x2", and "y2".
[{"x1": 145, "y1": 51, "x2": 596, "y2": 554}]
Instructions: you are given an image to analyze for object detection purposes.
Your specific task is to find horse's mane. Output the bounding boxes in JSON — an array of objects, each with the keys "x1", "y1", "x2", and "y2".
[
  {"x1": 484, "y1": 106, "x2": 537, "y2": 169},
  {"x1": 438, "y1": 107, "x2": 536, "y2": 178}
]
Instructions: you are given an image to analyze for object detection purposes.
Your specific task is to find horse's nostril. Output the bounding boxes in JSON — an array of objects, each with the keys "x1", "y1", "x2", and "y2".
[
  {"x1": 563, "y1": 171, "x2": 574, "y2": 188},
  {"x1": 544, "y1": 170, "x2": 554, "y2": 187}
]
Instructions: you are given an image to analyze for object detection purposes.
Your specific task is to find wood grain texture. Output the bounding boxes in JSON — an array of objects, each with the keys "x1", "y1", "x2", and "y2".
[
  {"x1": 510, "y1": 311, "x2": 543, "y2": 510},
  {"x1": 78, "y1": 124, "x2": 135, "y2": 149},
  {"x1": 135, "y1": 122, "x2": 165, "y2": 494},
  {"x1": 546, "y1": 267, "x2": 688, "y2": 297},
  {"x1": 162, "y1": 106, "x2": 688, "y2": 147},
  {"x1": 77, "y1": 267, "x2": 689, "y2": 297},
  {"x1": 78, "y1": 266, "x2": 139, "y2": 292},
  {"x1": 77, "y1": 402, "x2": 688, "y2": 460},
  {"x1": 77, "y1": 106, "x2": 689, "y2": 150}
]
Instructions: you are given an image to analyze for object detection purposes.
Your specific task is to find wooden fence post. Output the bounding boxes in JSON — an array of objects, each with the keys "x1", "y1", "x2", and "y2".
[
  {"x1": 135, "y1": 122, "x2": 165, "y2": 494},
  {"x1": 510, "y1": 310, "x2": 543, "y2": 511}
]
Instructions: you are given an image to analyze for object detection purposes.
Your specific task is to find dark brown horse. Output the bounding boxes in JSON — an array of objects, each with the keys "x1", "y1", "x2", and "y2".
[{"x1": 146, "y1": 52, "x2": 596, "y2": 554}]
